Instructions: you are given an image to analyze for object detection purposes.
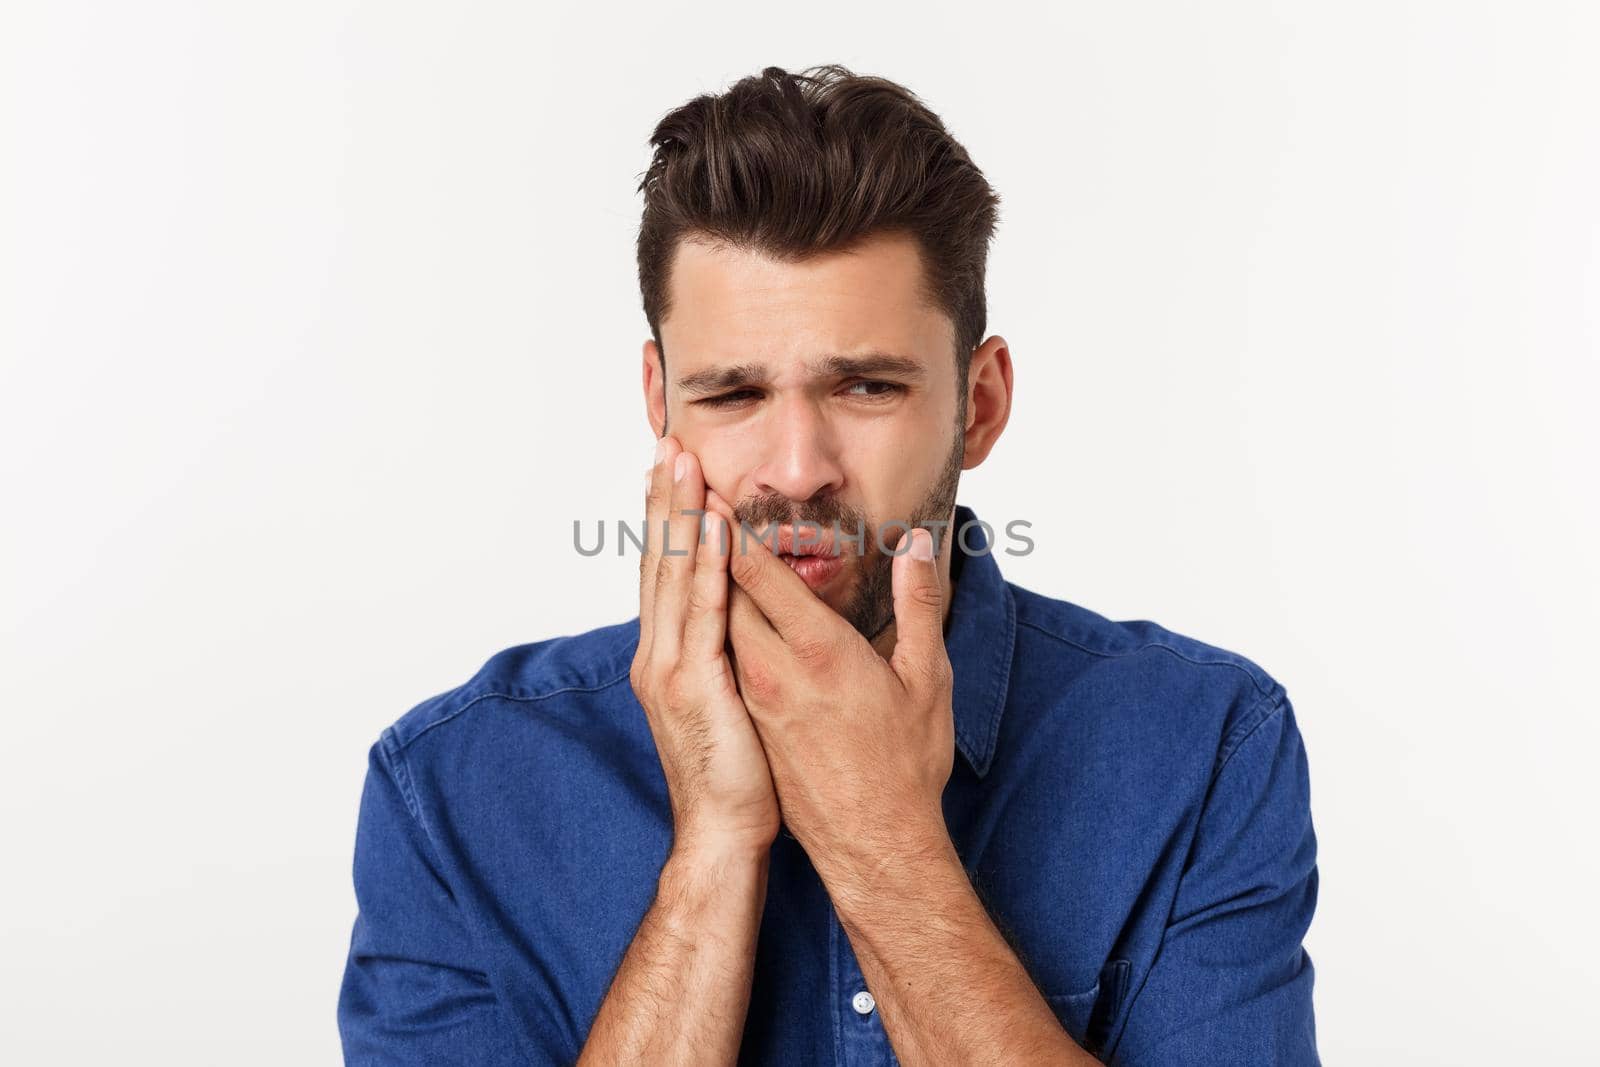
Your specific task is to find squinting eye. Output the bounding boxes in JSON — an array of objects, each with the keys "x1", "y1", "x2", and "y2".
[
  {"x1": 697, "y1": 389, "x2": 759, "y2": 408},
  {"x1": 846, "y1": 381, "x2": 905, "y2": 399}
]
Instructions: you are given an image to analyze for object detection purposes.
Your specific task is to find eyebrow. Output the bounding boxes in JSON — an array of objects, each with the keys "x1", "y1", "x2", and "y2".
[{"x1": 675, "y1": 352, "x2": 928, "y2": 398}]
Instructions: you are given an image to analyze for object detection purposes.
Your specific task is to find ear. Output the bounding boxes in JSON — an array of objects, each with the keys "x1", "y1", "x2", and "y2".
[
  {"x1": 642, "y1": 339, "x2": 668, "y2": 438},
  {"x1": 961, "y1": 334, "x2": 1014, "y2": 469}
]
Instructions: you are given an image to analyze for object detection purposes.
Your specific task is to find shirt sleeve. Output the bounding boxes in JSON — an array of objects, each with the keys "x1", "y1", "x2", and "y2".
[
  {"x1": 337, "y1": 733, "x2": 530, "y2": 1066},
  {"x1": 1109, "y1": 688, "x2": 1320, "y2": 1066}
]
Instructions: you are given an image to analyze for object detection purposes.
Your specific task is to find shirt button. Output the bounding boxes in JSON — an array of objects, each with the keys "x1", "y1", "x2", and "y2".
[{"x1": 851, "y1": 990, "x2": 876, "y2": 1016}]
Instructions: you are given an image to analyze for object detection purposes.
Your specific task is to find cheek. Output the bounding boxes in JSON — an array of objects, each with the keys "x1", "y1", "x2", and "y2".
[
  {"x1": 851, "y1": 448, "x2": 934, "y2": 522},
  {"x1": 873, "y1": 404, "x2": 952, "y2": 470},
  {"x1": 689, "y1": 433, "x2": 766, "y2": 503},
  {"x1": 669, "y1": 429, "x2": 722, "y2": 481}
]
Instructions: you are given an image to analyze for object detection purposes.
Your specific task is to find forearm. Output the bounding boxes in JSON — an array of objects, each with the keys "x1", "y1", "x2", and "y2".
[
  {"x1": 824, "y1": 828, "x2": 1097, "y2": 1066},
  {"x1": 578, "y1": 840, "x2": 769, "y2": 1066}
]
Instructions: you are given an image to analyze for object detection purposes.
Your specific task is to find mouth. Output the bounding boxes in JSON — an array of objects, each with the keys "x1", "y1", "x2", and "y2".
[
  {"x1": 768, "y1": 525, "x2": 845, "y2": 592},
  {"x1": 777, "y1": 551, "x2": 846, "y2": 591}
]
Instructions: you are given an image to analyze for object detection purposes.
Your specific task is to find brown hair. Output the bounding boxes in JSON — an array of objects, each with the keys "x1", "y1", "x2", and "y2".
[{"x1": 635, "y1": 64, "x2": 1002, "y2": 393}]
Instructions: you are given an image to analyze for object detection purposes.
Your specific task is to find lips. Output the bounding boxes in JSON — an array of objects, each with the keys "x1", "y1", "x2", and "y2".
[
  {"x1": 778, "y1": 552, "x2": 845, "y2": 591},
  {"x1": 771, "y1": 525, "x2": 841, "y2": 558},
  {"x1": 757, "y1": 524, "x2": 844, "y2": 591}
]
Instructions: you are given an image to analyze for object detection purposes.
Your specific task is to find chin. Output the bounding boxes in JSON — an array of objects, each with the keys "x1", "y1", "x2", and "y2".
[{"x1": 806, "y1": 568, "x2": 853, "y2": 614}]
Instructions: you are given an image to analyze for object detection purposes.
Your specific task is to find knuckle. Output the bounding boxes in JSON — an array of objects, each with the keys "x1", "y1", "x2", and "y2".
[
  {"x1": 729, "y1": 549, "x2": 762, "y2": 588},
  {"x1": 629, "y1": 658, "x2": 654, "y2": 700},
  {"x1": 685, "y1": 583, "x2": 717, "y2": 618},
  {"x1": 663, "y1": 670, "x2": 695, "y2": 710},
  {"x1": 792, "y1": 635, "x2": 834, "y2": 667},
  {"x1": 739, "y1": 661, "x2": 778, "y2": 702},
  {"x1": 655, "y1": 552, "x2": 681, "y2": 592}
]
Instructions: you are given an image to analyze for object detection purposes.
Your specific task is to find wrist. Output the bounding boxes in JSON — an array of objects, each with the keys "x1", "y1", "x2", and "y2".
[
  {"x1": 655, "y1": 837, "x2": 770, "y2": 940},
  {"x1": 811, "y1": 807, "x2": 959, "y2": 910},
  {"x1": 670, "y1": 819, "x2": 776, "y2": 864},
  {"x1": 664, "y1": 831, "x2": 772, "y2": 885}
]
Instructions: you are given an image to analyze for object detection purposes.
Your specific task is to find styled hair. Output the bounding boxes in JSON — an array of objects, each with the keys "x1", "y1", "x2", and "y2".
[{"x1": 635, "y1": 64, "x2": 1002, "y2": 390}]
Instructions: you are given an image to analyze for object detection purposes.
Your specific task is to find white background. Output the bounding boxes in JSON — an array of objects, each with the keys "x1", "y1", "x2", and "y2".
[{"x1": 3, "y1": 2, "x2": 1596, "y2": 1063}]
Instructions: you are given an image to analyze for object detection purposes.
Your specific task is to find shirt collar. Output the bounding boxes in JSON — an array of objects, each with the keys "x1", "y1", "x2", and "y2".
[{"x1": 942, "y1": 503, "x2": 1016, "y2": 779}]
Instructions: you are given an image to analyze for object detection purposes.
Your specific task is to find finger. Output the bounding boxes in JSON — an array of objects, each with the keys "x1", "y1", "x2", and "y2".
[
  {"x1": 637, "y1": 435, "x2": 681, "y2": 652},
  {"x1": 727, "y1": 581, "x2": 777, "y2": 650},
  {"x1": 726, "y1": 582, "x2": 781, "y2": 699},
  {"x1": 702, "y1": 487, "x2": 748, "y2": 661},
  {"x1": 703, "y1": 486, "x2": 737, "y2": 529},
  {"x1": 681, "y1": 509, "x2": 731, "y2": 664},
  {"x1": 727, "y1": 517, "x2": 835, "y2": 645},
  {"x1": 649, "y1": 446, "x2": 708, "y2": 664},
  {"x1": 888, "y1": 527, "x2": 950, "y2": 688}
]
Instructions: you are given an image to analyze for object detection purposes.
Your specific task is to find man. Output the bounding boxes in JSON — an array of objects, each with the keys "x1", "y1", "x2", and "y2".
[{"x1": 338, "y1": 64, "x2": 1319, "y2": 1065}]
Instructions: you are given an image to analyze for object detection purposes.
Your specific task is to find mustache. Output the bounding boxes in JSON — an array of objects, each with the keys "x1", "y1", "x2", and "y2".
[{"x1": 730, "y1": 491, "x2": 867, "y2": 531}]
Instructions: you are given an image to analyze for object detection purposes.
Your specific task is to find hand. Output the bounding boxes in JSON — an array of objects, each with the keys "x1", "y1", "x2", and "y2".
[
  {"x1": 630, "y1": 436, "x2": 780, "y2": 858},
  {"x1": 724, "y1": 523, "x2": 958, "y2": 890}
]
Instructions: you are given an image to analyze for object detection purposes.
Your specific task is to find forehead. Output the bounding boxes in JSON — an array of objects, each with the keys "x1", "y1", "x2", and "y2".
[{"x1": 660, "y1": 229, "x2": 952, "y2": 375}]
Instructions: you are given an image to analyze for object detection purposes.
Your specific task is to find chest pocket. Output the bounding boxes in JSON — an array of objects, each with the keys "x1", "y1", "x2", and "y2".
[{"x1": 1045, "y1": 959, "x2": 1129, "y2": 1059}]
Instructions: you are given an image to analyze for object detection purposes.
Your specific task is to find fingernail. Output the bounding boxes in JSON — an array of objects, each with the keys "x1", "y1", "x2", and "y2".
[
  {"x1": 911, "y1": 528, "x2": 933, "y2": 561},
  {"x1": 654, "y1": 437, "x2": 668, "y2": 465},
  {"x1": 674, "y1": 453, "x2": 689, "y2": 482}
]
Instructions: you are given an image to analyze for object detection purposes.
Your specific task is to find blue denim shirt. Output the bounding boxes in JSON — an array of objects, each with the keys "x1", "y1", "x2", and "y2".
[{"x1": 338, "y1": 504, "x2": 1319, "y2": 1065}]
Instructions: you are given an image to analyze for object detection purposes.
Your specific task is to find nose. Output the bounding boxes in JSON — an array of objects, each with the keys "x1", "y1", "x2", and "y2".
[{"x1": 749, "y1": 395, "x2": 845, "y2": 505}]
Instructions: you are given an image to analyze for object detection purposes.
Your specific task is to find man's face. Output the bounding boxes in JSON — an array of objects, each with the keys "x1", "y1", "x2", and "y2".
[{"x1": 645, "y1": 229, "x2": 969, "y2": 642}]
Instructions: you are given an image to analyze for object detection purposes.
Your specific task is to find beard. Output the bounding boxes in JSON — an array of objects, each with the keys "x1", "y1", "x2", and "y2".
[{"x1": 730, "y1": 421, "x2": 965, "y2": 642}]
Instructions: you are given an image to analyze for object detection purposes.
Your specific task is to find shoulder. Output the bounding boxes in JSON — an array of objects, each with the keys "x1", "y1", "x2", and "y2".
[
  {"x1": 1005, "y1": 581, "x2": 1294, "y2": 772},
  {"x1": 383, "y1": 617, "x2": 642, "y2": 755}
]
